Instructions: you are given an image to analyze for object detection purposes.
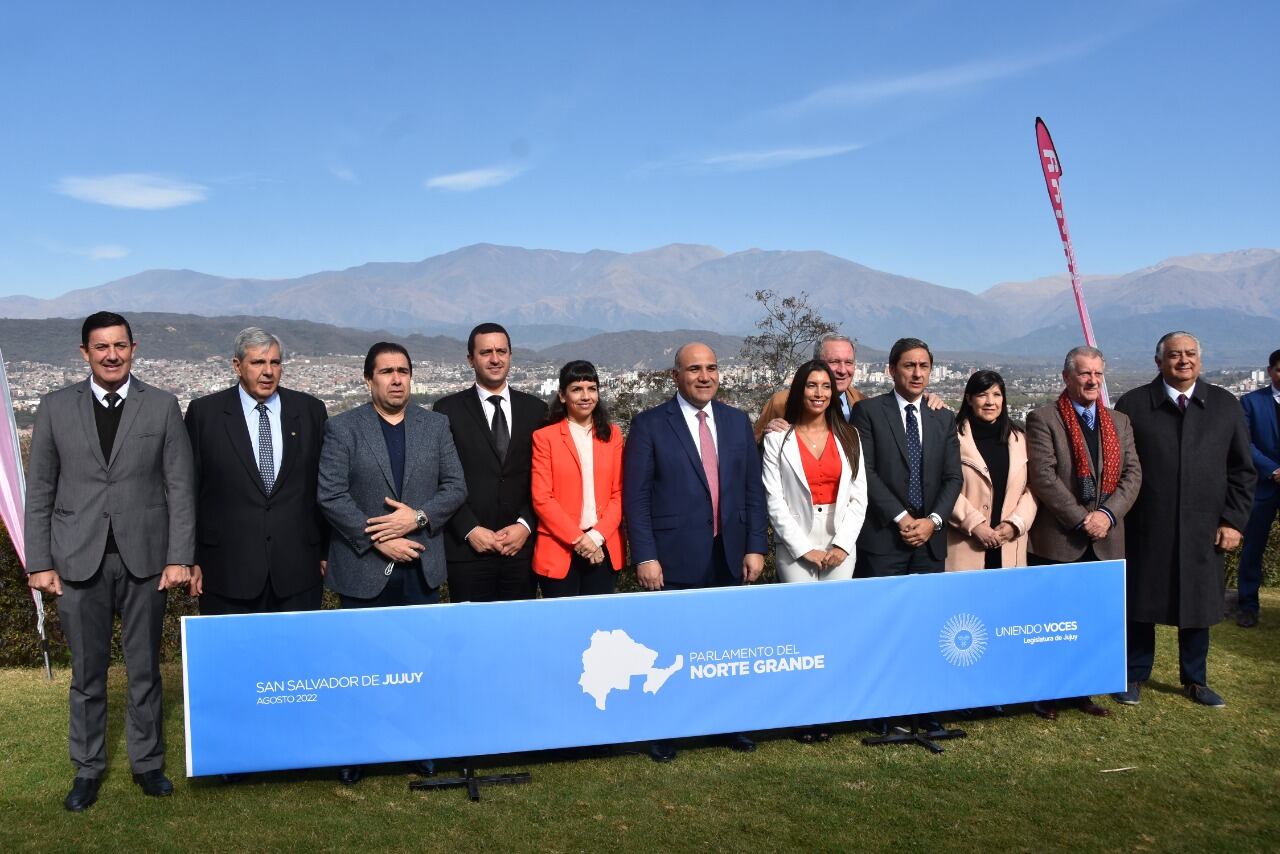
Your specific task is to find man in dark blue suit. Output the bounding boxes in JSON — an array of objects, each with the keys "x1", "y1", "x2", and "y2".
[
  {"x1": 1236, "y1": 348, "x2": 1280, "y2": 628},
  {"x1": 623, "y1": 341, "x2": 768, "y2": 760}
]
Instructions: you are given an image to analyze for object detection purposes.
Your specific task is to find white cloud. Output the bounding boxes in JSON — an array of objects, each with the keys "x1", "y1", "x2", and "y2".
[
  {"x1": 700, "y1": 143, "x2": 862, "y2": 171},
  {"x1": 425, "y1": 165, "x2": 524, "y2": 192},
  {"x1": 772, "y1": 41, "x2": 1101, "y2": 117},
  {"x1": 327, "y1": 161, "x2": 358, "y2": 184},
  {"x1": 87, "y1": 244, "x2": 130, "y2": 260},
  {"x1": 54, "y1": 173, "x2": 208, "y2": 209}
]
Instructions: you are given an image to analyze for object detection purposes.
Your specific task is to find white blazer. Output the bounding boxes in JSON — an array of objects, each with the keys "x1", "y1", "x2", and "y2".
[{"x1": 761, "y1": 428, "x2": 868, "y2": 558}]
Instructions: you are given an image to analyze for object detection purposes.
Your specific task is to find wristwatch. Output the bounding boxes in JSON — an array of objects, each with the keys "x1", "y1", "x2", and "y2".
[
  {"x1": 928, "y1": 513, "x2": 943, "y2": 532},
  {"x1": 414, "y1": 509, "x2": 428, "y2": 531}
]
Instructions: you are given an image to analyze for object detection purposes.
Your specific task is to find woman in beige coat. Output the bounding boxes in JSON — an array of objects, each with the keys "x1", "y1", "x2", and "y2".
[{"x1": 946, "y1": 370, "x2": 1037, "y2": 570}]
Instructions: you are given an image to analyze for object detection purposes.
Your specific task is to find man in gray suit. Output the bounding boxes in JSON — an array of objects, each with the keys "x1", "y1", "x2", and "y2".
[
  {"x1": 317, "y1": 341, "x2": 466, "y2": 784},
  {"x1": 25, "y1": 312, "x2": 195, "y2": 811}
]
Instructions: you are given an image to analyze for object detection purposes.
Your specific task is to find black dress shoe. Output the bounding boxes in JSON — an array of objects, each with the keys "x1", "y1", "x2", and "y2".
[
  {"x1": 133, "y1": 769, "x2": 174, "y2": 797},
  {"x1": 1237, "y1": 610, "x2": 1259, "y2": 628},
  {"x1": 921, "y1": 719, "x2": 946, "y2": 736},
  {"x1": 1074, "y1": 697, "x2": 1112, "y2": 717},
  {"x1": 813, "y1": 729, "x2": 832, "y2": 742},
  {"x1": 1033, "y1": 701, "x2": 1058, "y2": 720},
  {"x1": 408, "y1": 759, "x2": 435, "y2": 777},
  {"x1": 64, "y1": 777, "x2": 100, "y2": 812},
  {"x1": 868, "y1": 719, "x2": 890, "y2": 737},
  {"x1": 723, "y1": 733, "x2": 756, "y2": 753},
  {"x1": 339, "y1": 766, "x2": 365, "y2": 785},
  {"x1": 647, "y1": 741, "x2": 677, "y2": 763},
  {"x1": 221, "y1": 773, "x2": 248, "y2": 784}
]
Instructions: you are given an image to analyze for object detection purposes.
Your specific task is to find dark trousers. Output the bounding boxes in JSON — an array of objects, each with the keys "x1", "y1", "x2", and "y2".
[
  {"x1": 340, "y1": 566, "x2": 439, "y2": 609},
  {"x1": 1127, "y1": 622, "x2": 1211, "y2": 686},
  {"x1": 1237, "y1": 492, "x2": 1279, "y2": 613},
  {"x1": 57, "y1": 552, "x2": 167, "y2": 777},
  {"x1": 200, "y1": 577, "x2": 323, "y2": 616},
  {"x1": 662, "y1": 537, "x2": 737, "y2": 591},
  {"x1": 1028, "y1": 544, "x2": 1101, "y2": 566},
  {"x1": 447, "y1": 557, "x2": 534, "y2": 602},
  {"x1": 538, "y1": 550, "x2": 617, "y2": 598},
  {"x1": 856, "y1": 546, "x2": 943, "y2": 577}
]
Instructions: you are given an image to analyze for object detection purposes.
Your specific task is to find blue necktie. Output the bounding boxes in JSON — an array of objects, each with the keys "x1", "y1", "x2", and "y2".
[
  {"x1": 905, "y1": 404, "x2": 923, "y2": 510},
  {"x1": 256, "y1": 402, "x2": 275, "y2": 493},
  {"x1": 1083, "y1": 406, "x2": 1095, "y2": 430}
]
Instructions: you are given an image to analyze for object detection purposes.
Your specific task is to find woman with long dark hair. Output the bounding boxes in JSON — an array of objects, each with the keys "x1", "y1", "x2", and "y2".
[
  {"x1": 530, "y1": 360, "x2": 625, "y2": 597},
  {"x1": 946, "y1": 370, "x2": 1037, "y2": 571},
  {"x1": 761, "y1": 360, "x2": 867, "y2": 583}
]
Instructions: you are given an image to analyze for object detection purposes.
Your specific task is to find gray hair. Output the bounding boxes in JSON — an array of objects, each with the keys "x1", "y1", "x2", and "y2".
[
  {"x1": 1155, "y1": 331, "x2": 1201, "y2": 360},
  {"x1": 1063, "y1": 345, "x2": 1105, "y2": 373},
  {"x1": 812, "y1": 333, "x2": 856, "y2": 360},
  {"x1": 234, "y1": 327, "x2": 283, "y2": 361}
]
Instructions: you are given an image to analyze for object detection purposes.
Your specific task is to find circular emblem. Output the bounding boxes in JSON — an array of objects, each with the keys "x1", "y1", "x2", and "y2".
[{"x1": 939, "y1": 613, "x2": 987, "y2": 667}]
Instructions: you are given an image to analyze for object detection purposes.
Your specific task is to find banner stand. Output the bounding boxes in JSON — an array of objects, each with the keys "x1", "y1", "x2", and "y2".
[
  {"x1": 409, "y1": 759, "x2": 531, "y2": 802},
  {"x1": 862, "y1": 715, "x2": 967, "y2": 754}
]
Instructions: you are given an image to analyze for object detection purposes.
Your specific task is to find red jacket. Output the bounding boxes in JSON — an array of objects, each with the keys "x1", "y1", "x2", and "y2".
[{"x1": 531, "y1": 420, "x2": 625, "y2": 578}]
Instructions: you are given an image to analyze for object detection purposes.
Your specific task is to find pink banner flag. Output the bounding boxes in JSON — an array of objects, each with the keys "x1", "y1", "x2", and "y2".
[
  {"x1": 1035, "y1": 116, "x2": 1109, "y2": 406},
  {"x1": 0, "y1": 350, "x2": 52, "y2": 676}
]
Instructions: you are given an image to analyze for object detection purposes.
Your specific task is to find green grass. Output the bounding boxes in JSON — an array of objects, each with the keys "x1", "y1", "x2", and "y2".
[{"x1": 2, "y1": 591, "x2": 1278, "y2": 853}]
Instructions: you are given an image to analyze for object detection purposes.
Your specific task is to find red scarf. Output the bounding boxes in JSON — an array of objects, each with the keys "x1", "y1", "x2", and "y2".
[{"x1": 1056, "y1": 391, "x2": 1121, "y2": 505}]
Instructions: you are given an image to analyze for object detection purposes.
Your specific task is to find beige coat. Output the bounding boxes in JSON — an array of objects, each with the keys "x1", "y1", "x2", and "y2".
[{"x1": 945, "y1": 424, "x2": 1037, "y2": 571}]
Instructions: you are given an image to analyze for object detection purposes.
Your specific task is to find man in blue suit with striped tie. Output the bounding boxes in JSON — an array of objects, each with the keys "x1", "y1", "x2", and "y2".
[{"x1": 1236, "y1": 348, "x2": 1280, "y2": 627}]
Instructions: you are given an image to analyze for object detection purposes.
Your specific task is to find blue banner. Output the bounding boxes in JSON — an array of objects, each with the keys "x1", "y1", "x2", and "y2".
[{"x1": 182, "y1": 561, "x2": 1126, "y2": 776}]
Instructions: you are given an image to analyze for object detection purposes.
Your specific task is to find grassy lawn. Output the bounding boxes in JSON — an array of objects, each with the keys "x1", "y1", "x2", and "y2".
[{"x1": 1, "y1": 591, "x2": 1277, "y2": 853}]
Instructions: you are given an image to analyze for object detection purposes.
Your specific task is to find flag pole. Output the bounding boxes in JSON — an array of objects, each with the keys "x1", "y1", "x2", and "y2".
[{"x1": 1035, "y1": 117, "x2": 1109, "y2": 406}]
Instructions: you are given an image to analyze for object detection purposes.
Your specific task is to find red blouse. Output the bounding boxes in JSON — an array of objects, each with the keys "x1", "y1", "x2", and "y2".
[{"x1": 797, "y1": 431, "x2": 842, "y2": 505}]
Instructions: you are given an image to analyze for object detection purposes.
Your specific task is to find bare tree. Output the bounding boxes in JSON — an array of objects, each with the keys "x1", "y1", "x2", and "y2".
[{"x1": 739, "y1": 289, "x2": 837, "y2": 389}]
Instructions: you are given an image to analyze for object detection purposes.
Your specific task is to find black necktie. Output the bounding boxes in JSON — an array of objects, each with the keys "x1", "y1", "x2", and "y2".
[
  {"x1": 104, "y1": 392, "x2": 121, "y2": 409},
  {"x1": 905, "y1": 403, "x2": 923, "y2": 511},
  {"x1": 489, "y1": 395, "x2": 510, "y2": 460},
  {"x1": 256, "y1": 402, "x2": 275, "y2": 492}
]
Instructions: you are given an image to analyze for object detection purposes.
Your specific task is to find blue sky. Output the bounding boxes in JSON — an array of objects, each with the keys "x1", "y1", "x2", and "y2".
[{"x1": 1, "y1": 0, "x2": 1275, "y2": 298}]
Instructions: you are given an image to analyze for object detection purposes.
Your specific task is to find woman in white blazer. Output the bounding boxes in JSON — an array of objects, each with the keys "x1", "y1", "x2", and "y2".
[{"x1": 762, "y1": 360, "x2": 868, "y2": 583}]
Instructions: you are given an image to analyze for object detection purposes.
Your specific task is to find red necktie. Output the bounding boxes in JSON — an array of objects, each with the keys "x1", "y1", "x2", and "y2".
[{"x1": 696, "y1": 410, "x2": 720, "y2": 537}]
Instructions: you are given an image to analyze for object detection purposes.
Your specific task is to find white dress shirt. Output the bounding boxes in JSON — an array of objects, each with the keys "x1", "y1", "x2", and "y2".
[
  {"x1": 239, "y1": 385, "x2": 283, "y2": 476},
  {"x1": 676, "y1": 393, "x2": 717, "y2": 457},
  {"x1": 89, "y1": 375, "x2": 131, "y2": 406},
  {"x1": 1163, "y1": 381, "x2": 1197, "y2": 406},
  {"x1": 567, "y1": 420, "x2": 605, "y2": 547}
]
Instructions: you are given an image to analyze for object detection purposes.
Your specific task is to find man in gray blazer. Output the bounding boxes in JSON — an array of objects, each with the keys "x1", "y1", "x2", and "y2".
[
  {"x1": 25, "y1": 312, "x2": 195, "y2": 811},
  {"x1": 317, "y1": 341, "x2": 466, "y2": 784}
]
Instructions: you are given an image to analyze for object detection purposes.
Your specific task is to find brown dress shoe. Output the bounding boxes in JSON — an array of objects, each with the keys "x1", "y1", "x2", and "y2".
[
  {"x1": 1033, "y1": 701, "x2": 1058, "y2": 720},
  {"x1": 1074, "y1": 697, "x2": 1111, "y2": 717}
]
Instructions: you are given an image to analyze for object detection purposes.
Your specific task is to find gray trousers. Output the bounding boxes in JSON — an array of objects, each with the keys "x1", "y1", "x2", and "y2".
[{"x1": 57, "y1": 553, "x2": 167, "y2": 777}]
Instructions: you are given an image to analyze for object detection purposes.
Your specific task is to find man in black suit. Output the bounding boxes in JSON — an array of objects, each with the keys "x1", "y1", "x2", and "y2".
[
  {"x1": 184, "y1": 327, "x2": 329, "y2": 615},
  {"x1": 851, "y1": 337, "x2": 963, "y2": 577},
  {"x1": 434, "y1": 323, "x2": 548, "y2": 601}
]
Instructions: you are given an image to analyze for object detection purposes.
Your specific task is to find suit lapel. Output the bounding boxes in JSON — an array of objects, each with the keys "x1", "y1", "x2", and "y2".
[
  {"x1": 76, "y1": 382, "x2": 108, "y2": 470},
  {"x1": 401, "y1": 406, "x2": 419, "y2": 497},
  {"x1": 108, "y1": 380, "x2": 145, "y2": 468},
  {"x1": 666, "y1": 397, "x2": 710, "y2": 494},
  {"x1": 781, "y1": 433, "x2": 811, "y2": 500},
  {"x1": 360, "y1": 405, "x2": 397, "y2": 494},
  {"x1": 462, "y1": 388, "x2": 503, "y2": 463},
  {"x1": 559, "y1": 420, "x2": 583, "y2": 474},
  {"x1": 275, "y1": 394, "x2": 302, "y2": 490},
  {"x1": 222, "y1": 387, "x2": 266, "y2": 494},
  {"x1": 883, "y1": 395, "x2": 911, "y2": 465}
]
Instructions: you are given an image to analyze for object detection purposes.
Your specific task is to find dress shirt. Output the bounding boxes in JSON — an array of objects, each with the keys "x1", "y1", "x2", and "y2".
[
  {"x1": 838, "y1": 392, "x2": 852, "y2": 422},
  {"x1": 238, "y1": 385, "x2": 283, "y2": 477},
  {"x1": 568, "y1": 420, "x2": 605, "y2": 547},
  {"x1": 890, "y1": 390, "x2": 940, "y2": 528},
  {"x1": 1271, "y1": 383, "x2": 1280, "y2": 405},
  {"x1": 471, "y1": 383, "x2": 530, "y2": 533},
  {"x1": 676, "y1": 393, "x2": 718, "y2": 457},
  {"x1": 1162, "y1": 381, "x2": 1197, "y2": 406},
  {"x1": 89, "y1": 375, "x2": 132, "y2": 406},
  {"x1": 1070, "y1": 398, "x2": 1097, "y2": 427}
]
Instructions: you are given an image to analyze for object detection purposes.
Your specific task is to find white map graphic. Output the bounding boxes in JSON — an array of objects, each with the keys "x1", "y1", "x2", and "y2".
[{"x1": 578, "y1": 629, "x2": 684, "y2": 710}]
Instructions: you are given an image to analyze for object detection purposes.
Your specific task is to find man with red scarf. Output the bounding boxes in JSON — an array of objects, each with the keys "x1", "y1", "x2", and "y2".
[{"x1": 1025, "y1": 345, "x2": 1142, "y2": 717}]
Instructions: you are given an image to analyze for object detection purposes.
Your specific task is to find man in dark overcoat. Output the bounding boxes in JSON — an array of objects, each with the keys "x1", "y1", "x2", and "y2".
[{"x1": 1113, "y1": 331, "x2": 1254, "y2": 707}]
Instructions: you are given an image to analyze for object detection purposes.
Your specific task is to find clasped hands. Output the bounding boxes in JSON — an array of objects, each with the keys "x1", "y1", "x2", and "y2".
[
  {"x1": 897, "y1": 515, "x2": 936, "y2": 548},
  {"x1": 467, "y1": 523, "x2": 530, "y2": 557},
  {"x1": 572, "y1": 532, "x2": 605, "y2": 566},
  {"x1": 972, "y1": 521, "x2": 1018, "y2": 550},
  {"x1": 364, "y1": 497, "x2": 426, "y2": 564},
  {"x1": 802, "y1": 546, "x2": 849, "y2": 570}
]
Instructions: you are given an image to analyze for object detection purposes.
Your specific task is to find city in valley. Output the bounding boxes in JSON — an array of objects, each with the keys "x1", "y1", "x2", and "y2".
[{"x1": 5, "y1": 351, "x2": 1269, "y2": 434}]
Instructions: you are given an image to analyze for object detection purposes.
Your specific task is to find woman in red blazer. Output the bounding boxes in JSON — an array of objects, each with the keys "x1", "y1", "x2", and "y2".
[{"x1": 531, "y1": 360, "x2": 625, "y2": 597}]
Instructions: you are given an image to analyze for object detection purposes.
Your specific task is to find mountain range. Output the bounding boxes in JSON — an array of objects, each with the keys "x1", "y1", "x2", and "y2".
[{"x1": 1, "y1": 244, "x2": 1275, "y2": 365}]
